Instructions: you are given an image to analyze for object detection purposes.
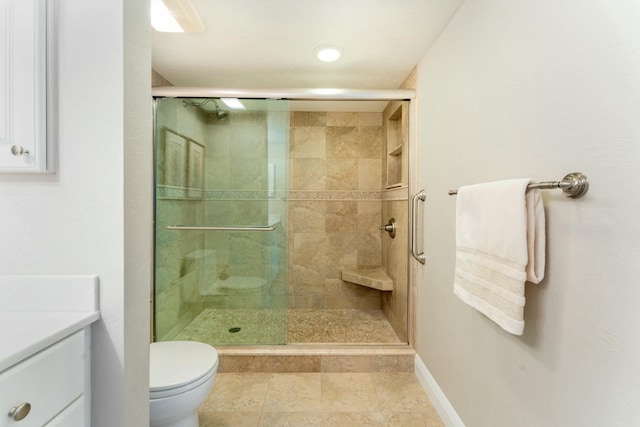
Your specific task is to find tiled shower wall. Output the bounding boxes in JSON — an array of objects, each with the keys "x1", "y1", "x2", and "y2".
[
  {"x1": 156, "y1": 106, "x2": 289, "y2": 339},
  {"x1": 288, "y1": 112, "x2": 385, "y2": 309},
  {"x1": 205, "y1": 112, "x2": 270, "y2": 279},
  {"x1": 381, "y1": 98, "x2": 412, "y2": 343},
  {"x1": 380, "y1": 71, "x2": 415, "y2": 342},
  {"x1": 204, "y1": 110, "x2": 288, "y2": 309}
]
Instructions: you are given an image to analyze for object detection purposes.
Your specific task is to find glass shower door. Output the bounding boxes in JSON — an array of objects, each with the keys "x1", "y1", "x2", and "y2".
[{"x1": 153, "y1": 97, "x2": 289, "y2": 345}]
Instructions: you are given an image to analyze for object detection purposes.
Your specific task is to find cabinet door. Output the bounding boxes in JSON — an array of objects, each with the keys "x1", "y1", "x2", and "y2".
[{"x1": 0, "y1": 0, "x2": 54, "y2": 173}]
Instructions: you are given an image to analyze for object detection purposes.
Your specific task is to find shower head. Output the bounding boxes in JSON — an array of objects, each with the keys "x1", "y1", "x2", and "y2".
[
  {"x1": 214, "y1": 101, "x2": 229, "y2": 120},
  {"x1": 182, "y1": 98, "x2": 229, "y2": 120}
]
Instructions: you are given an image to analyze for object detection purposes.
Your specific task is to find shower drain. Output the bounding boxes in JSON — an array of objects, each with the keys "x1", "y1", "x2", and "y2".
[{"x1": 228, "y1": 327, "x2": 242, "y2": 333}]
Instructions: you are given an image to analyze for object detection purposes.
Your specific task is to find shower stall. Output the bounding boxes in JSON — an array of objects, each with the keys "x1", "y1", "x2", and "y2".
[{"x1": 153, "y1": 88, "x2": 414, "y2": 347}]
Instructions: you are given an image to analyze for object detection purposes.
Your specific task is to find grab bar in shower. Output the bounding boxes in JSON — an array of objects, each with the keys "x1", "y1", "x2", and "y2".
[
  {"x1": 167, "y1": 224, "x2": 278, "y2": 232},
  {"x1": 411, "y1": 190, "x2": 426, "y2": 264}
]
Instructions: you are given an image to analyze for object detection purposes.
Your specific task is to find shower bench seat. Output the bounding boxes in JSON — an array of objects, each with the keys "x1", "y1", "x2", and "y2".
[{"x1": 341, "y1": 268, "x2": 393, "y2": 291}]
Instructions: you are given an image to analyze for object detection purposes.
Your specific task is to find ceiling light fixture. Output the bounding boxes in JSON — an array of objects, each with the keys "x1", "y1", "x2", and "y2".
[
  {"x1": 151, "y1": 0, "x2": 204, "y2": 33},
  {"x1": 314, "y1": 45, "x2": 344, "y2": 62},
  {"x1": 220, "y1": 98, "x2": 245, "y2": 110}
]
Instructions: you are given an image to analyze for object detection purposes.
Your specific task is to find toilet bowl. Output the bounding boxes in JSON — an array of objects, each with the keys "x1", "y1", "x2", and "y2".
[{"x1": 150, "y1": 341, "x2": 219, "y2": 427}]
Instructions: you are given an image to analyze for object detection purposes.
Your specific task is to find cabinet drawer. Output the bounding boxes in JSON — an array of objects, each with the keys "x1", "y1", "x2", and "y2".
[
  {"x1": 44, "y1": 396, "x2": 85, "y2": 427},
  {"x1": 0, "y1": 330, "x2": 85, "y2": 427}
]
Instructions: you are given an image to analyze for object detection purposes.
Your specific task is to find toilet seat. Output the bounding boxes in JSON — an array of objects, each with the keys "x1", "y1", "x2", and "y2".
[{"x1": 150, "y1": 341, "x2": 219, "y2": 399}]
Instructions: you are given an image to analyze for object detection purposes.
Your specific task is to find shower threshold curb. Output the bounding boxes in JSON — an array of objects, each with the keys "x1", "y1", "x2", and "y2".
[
  {"x1": 216, "y1": 344, "x2": 415, "y2": 356},
  {"x1": 216, "y1": 345, "x2": 416, "y2": 373}
]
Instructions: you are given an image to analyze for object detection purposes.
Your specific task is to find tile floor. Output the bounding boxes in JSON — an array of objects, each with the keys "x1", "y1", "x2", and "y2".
[{"x1": 198, "y1": 372, "x2": 444, "y2": 426}]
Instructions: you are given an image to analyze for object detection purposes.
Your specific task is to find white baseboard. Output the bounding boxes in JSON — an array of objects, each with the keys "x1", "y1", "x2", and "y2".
[{"x1": 415, "y1": 355, "x2": 465, "y2": 427}]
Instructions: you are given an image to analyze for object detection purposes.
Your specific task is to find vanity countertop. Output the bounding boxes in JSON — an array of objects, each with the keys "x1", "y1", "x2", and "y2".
[
  {"x1": 0, "y1": 275, "x2": 100, "y2": 372},
  {"x1": 0, "y1": 311, "x2": 99, "y2": 372}
]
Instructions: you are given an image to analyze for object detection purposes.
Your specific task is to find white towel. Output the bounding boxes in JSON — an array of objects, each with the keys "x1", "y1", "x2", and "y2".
[{"x1": 453, "y1": 178, "x2": 545, "y2": 335}]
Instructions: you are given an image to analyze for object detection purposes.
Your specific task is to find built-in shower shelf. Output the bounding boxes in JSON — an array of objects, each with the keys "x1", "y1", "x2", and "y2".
[{"x1": 341, "y1": 268, "x2": 393, "y2": 291}]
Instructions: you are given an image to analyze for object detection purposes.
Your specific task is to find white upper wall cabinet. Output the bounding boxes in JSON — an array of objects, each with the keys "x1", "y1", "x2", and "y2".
[{"x1": 0, "y1": 0, "x2": 55, "y2": 173}]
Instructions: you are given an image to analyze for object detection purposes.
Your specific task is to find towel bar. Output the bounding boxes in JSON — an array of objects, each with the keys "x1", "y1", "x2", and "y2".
[{"x1": 448, "y1": 172, "x2": 589, "y2": 199}]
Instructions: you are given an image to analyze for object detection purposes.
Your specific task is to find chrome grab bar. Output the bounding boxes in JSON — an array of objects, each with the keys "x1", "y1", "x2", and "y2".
[
  {"x1": 167, "y1": 224, "x2": 277, "y2": 232},
  {"x1": 411, "y1": 190, "x2": 426, "y2": 264}
]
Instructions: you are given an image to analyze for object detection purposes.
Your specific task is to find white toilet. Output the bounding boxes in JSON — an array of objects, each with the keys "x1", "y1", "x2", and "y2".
[{"x1": 149, "y1": 341, "x2": 219, "y2": 427}]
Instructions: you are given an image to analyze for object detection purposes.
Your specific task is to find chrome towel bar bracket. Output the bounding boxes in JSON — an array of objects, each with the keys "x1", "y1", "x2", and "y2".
[{"x1": 448, "y1": 172, "x2": 589, "y2": 199}]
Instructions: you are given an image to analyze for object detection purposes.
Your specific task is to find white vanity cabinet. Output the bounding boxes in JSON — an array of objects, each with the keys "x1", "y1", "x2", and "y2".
[
  {"x1": 0, "y1": 329, "x2": 89, "y2": 426},
  {"x1": 0, "y1": 275, "x2": 100, "y2": 427},
  {"x1": 0, "y1": 0, "x2": 55, "y2": 173}
]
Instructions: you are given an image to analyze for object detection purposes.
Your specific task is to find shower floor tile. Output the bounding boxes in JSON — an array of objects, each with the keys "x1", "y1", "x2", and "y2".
[
  {"x1": 288, "y1": 309, "x2": 402, "y2": 344},
  {"x1": 172, "y1": 308, "x2": 402, "y2": 345},
  {"x1": 174, "y1": 308, "x2": 288, "y2": 345}
]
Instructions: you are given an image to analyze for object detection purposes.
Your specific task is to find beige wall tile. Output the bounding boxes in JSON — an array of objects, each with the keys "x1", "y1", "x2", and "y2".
[
  {"x1": 358, "y1": 112, "x2": 383, "y2": 126},
  {"x1": 357, "y1": 127, "x2": 384, "y2": 159},
  {"x1": 325, "y1": 201, "x2": 357, "y2": 233},
  {"x1": 326, "y1": 159, "x2": 357, "y2": 190},
  {"x1": 293, "y1": 233, "x2": 330, "y2": 266},
  {"x1": 326, "y1": 112, "x2": 357, "y2": 126},
  {"x1": 326, "y1": 127, "x2": 358, "y2": 158},
  {"x1": 292, "y1": 112, "x2": 326, "y2": 126},
  {"x1": 357, "y1": 233, "x2": 381, "y2": 266},
  {"x1": 291, "y1": 158, "x2": 326, "y2": 190},
  {"x1": 287, "y1": 111, "x2": 385, "y2": 311},
  {"x1": 358, "y1": 201, "x2": 382, "y2": 233},
  {"x1": 290, "y1": 201, "x2": 325, "y2": 233},
  {"x1": 292, "y1": 126, "x2": 326, "y2": 159},
  {"x1": 358, "y1": 159, "x2": 382, "y2": 190}
]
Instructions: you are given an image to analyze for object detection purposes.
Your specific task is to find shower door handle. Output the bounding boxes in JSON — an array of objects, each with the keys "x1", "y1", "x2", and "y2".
[
  {"x1": 167, "y1": 224, "x2": 277, "y2": 231},
  {"x1": 411, "y1": 190, "x2": 426, "y2": 264}
]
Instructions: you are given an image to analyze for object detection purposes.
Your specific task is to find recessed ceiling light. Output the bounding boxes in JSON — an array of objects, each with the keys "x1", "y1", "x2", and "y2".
[
  {"x1": 151, "y1": 0, "x2": 204, "y2": 33},
  {"x1": 314, "y1": 45, "x2": 344, "y2": 62}
]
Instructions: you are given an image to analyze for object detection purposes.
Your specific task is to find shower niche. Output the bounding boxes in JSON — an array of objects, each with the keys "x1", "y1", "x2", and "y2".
[{"x1": 385, "y1": 104, "x2": 406, "y2": 189}]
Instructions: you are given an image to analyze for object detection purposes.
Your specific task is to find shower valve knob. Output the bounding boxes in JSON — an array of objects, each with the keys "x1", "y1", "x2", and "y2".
[
  {"x1": 10, "y1": 145, "x2": 29, "y2": 157},
  {"x1": 379, "y1": 218, "x2": 397, "y2": 238}
]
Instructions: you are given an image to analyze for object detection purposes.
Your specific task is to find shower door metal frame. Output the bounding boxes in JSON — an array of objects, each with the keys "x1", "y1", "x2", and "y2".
[
  {"x1": 152, "y1": 87, "x2": 415, "y2": 101},
  {"x1": 151, "y1": 87, "x2": 419, "y2": 348}
]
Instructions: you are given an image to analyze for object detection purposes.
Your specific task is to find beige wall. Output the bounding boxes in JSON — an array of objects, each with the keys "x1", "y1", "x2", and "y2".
[{"x1": 416, "y1": 0, "x2": 640, "y2": 425}]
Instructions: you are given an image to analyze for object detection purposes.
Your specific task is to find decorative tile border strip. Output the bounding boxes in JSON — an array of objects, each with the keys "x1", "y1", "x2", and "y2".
[
  {"x1": 157, "y1": 186, "x2": 285, "y2": 201},
  {"x1": 203, "y1": 190, "x2": 287, "y2": 201},
  {"x1": 288, "y1": 190, "x2": 382, "y2": 201},
  {"x1": 156, "y1": 185, "x2": 203, "y2": 200},
  {"x1": 157, "y1": 187, "x2": 389, "y2": 201}
]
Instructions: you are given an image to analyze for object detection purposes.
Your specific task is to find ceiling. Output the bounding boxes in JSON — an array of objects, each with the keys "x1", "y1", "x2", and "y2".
[{"x1": 151, "y1": 0, "x2": 465, "y2": 90}]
